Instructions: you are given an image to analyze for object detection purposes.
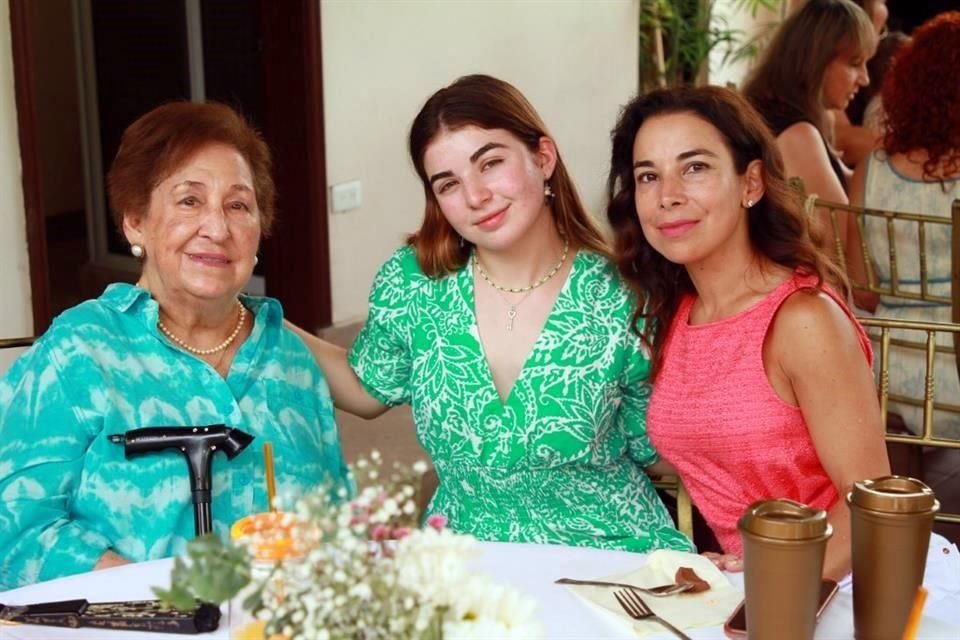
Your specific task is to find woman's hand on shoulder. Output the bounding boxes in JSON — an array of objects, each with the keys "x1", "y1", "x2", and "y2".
[{"x1": 283, "y1": 320, "x2": 389, "y2": 419}]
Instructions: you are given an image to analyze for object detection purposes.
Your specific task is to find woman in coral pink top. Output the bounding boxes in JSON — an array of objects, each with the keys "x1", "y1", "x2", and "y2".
[{"x1": 605, "y1": 86, "x2": 890, "y2": 580}]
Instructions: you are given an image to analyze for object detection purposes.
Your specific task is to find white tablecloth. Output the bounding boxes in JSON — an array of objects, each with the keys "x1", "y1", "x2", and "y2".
[{"x1": 2, "y1": 539, "x2": 959, "y2": 639}]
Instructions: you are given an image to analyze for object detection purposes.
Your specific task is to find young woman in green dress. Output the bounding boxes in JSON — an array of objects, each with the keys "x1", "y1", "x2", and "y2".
[{"x1": 299, "y1": 75, "x2": 690, "y2": 552}]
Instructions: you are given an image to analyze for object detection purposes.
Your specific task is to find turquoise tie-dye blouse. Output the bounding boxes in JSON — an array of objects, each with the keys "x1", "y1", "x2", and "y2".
[{"x1": 0, "y1": 283, "x2": 349, "y2": 589}]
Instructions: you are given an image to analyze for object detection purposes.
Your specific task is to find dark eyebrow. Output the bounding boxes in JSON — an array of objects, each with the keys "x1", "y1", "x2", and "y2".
[
  {"x1": 172, "y1": 180, "x2": 207, "y2": 190},
  {"x1": 172, "y1": 181, "x2": 254, "y2": 194},
  {"x1": 428, "y1": 142, "x2": 508, "y2": 185},
  {"x1": 469, "y1": 142, "x2": 506, "y2": 163},
  {"x1": 428, "y1": 170, "x2": 453, "y2": 186},
  {"x1": 678, "y1": 148, "x2": 718, "y2": 161},
  {"x1": 633, "y1": 148, "x2": 719, "y2": 170}
]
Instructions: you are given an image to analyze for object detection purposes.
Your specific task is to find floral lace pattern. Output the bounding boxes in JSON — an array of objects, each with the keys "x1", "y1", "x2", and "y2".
[{"x1": 349, "y1": 247, "x2": 692, "y2": 553}]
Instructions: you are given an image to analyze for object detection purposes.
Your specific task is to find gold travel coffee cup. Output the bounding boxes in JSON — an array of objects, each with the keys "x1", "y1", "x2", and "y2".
[
  {"x1": 848, "y1": 476, "x2": 939, "y2": 640},
  {"x1": 738, "y1": 499, "x2": 832, "y2": 640}
]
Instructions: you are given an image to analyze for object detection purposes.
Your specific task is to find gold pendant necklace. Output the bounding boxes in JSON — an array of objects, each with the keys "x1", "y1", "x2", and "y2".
[
  {"x1": 473, "y1": 238, "x2": 569, "y2": 331},
  {"x1": 502, "y1": 288, "x2": 536, "y2": 331}
]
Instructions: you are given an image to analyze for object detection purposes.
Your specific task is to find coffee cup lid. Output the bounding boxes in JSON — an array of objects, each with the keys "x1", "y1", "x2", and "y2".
[
  {"x1": 847, "y1": 475, "x2": 939, "y2": 514},
  {"x1": 737, "y1": 498, "x2": 831, "y2": 541}
]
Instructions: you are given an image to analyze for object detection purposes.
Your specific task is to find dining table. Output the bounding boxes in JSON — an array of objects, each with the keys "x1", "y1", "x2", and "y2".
[{"x1": 2, "y1": 538, "x2": 959, "y2": 639}]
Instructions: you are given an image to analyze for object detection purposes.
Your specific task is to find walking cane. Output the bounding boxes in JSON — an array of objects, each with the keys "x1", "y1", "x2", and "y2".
[{"x1": 109, "y1": 424, "x2": 255, "y2": 536}]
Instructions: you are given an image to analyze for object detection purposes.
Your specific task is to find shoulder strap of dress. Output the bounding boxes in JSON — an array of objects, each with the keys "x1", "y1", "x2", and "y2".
[{"x1": 767, "y1": 274, "x2": 874, "y2": 367}]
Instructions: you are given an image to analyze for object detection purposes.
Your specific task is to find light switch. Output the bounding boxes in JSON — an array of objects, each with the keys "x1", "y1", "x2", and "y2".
[{"x1": 331, "y1": 179, "x2": 362, "y2": 213}]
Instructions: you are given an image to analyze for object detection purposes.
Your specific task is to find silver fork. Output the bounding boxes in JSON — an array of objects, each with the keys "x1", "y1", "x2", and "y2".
[
  {"x1": 613, "y1": 588, "x2": 693, "y2": 640},
  {"x1": 554, "y1": 578, "x2": 694, "y2": 597}
]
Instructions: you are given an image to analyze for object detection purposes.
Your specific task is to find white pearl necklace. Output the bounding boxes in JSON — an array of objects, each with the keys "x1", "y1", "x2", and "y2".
[{"x1": 158, "y1": 301, "x2": 246, "y2": 355}]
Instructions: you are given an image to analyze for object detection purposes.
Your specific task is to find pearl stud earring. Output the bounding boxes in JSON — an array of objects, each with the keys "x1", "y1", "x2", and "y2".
[{"x1": 131, "y1": 244, "x2": 145, "y2": 259}]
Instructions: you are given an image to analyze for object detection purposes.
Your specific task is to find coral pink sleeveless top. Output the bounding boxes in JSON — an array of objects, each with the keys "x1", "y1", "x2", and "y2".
[{"x1": 647, "y1": 273, "x2": 872, "y2": 554}]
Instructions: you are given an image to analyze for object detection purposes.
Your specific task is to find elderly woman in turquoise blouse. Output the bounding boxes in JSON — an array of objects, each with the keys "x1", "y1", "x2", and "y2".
[
  {"x1": 0, "y1": 102, "x2": 348, "y2": 589},
  {"x1": 297, "y1": 75, "x2": 691, "y2": 553}
]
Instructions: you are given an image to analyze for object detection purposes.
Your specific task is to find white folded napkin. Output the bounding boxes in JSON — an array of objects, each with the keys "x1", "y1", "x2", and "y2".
[{"x1": 563, "y1": 549, "x2": 743, "y2": 637}]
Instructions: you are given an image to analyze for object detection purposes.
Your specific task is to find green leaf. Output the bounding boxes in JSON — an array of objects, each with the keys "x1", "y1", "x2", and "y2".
[{"x1": 153, "y1": 534, "x2": 252, "y2": 609}]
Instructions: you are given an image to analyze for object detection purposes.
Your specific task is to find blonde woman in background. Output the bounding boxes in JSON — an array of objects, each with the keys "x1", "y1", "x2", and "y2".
[{"x1": 743, "y1": 0, "x2": 877, "y2": 249}]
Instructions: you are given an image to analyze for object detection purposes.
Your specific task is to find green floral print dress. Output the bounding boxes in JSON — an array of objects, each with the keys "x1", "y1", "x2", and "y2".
[{"x1": 349, "y1": 246, "x2": 691, "y2": 553}]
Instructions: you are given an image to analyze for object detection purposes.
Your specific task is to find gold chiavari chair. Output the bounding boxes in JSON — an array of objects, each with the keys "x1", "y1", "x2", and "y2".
[
  {"x1": 811, "y1": 198, "x2": 960, "y2": 538},
  {"x1": 812, "y1": 197, "x2": 958, "y2": 431},
  {"x1": 860, "y1": 316, "x2": 960, "y2": 531},
  {"x1": 651, "y1": 475, "x2": 695, "y2": 543},
  {"x1": 807, "y1": 196, "x2": 954, "y2": 308}
]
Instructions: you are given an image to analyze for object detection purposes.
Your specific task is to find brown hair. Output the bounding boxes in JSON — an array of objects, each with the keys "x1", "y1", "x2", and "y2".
[
  {"x1": 107, "y1": 101, "x2": 275, "y2": 235},
  {"x1": 850, "y1": 0, "x2": 880, "y2": 23},
  {"x1": 881, "y1": 12, "x2": 960, "y2": 182},
  {"x1": 407, "y1": 74, "x2": 608, "y2": 277},
  {"x1": 847, "y1": 30, "x2": 910, "y2": 125},
  {"x1": 606, "y1": 86, "x2": 846, "y2": 380},
  {"x1": 742, "y1": 0, "x2": 876, "y2": 138}
]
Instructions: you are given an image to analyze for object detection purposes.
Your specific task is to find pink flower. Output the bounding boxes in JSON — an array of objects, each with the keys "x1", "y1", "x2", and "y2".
[
  {"x1": 426, "y1": 514, "x2": 448, "y2": 531},
  {"x1": 390, "y1": 526, "x2": 412, "y2": 540},
  {"x1": 370, "y1": 523, "x2": 388, "y2": 541}
]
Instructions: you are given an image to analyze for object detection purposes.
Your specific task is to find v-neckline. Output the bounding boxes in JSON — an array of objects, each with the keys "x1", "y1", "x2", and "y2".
[{"x1": 460, "y1": 249, "x2": 580, "y2": 411}]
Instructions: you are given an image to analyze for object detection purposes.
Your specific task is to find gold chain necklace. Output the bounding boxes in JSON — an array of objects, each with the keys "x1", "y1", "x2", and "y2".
[
  {"x1": 472, "y1": 237, "x2": 570, "y2": 294},
  {"x1": 158, "y1": 301, "x2": 246, "y2": 355}
]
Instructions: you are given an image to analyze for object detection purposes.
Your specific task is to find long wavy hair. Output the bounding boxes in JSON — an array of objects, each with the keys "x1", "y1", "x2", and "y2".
[
  {"x1": 881, "y1": 12, "x2": 960, "y2": 183},
  {"x1": 407, "y1": 74, "x2": 608, "y2": 277},
  {"x1": 606, "y1": 86, "x2": 846, "y2": 380},
  {"x1": 742, "y1": 0, "x2": 876, "y2": 141}
]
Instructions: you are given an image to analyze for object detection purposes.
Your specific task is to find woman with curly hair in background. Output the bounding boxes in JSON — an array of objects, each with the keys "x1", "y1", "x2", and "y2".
[{"x1": 847, "y1": 11, "x2": 960, "y2": 439}]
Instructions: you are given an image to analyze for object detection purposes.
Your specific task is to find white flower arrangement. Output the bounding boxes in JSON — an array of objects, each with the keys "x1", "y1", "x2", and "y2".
[{"x1": 159, "y1": 452, "x2": 543, "y2": 640}]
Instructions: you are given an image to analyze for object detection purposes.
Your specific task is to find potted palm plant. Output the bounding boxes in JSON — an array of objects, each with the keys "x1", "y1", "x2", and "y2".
[{"x1": 638, "y1": 0, "x2": 785, "y2": 89}]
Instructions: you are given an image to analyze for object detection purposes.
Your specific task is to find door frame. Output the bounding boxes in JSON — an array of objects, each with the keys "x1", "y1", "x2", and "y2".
[
  {"x1": 259, "y1": 0, "x2": 331, "y2": 331},
  {"x1": 9, "y1": 0, "x2": 51, "y2": 332}
]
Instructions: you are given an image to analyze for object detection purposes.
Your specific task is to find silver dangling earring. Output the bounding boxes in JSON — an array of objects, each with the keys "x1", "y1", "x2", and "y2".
[
  {"x1": 254, "y1": 255, "x2": 259, "y2": 266},
  {"x1": 130, "y1": 244, "x2": 145, "y2": 260},
  {"x1": 459, "y1": 235, "x2": 465, "y2": 249}
]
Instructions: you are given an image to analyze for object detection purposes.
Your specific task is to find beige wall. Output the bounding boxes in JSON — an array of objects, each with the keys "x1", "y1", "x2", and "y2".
[
  {"x1": 321, "y1": 0, "x2": 639, "y2": 324},
  {"x1": 0, "y1": 0, "x2": 33, "y2": 361},
  {"x1": 0, "y1": 0, "x2": 640, "y2": 342}
]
